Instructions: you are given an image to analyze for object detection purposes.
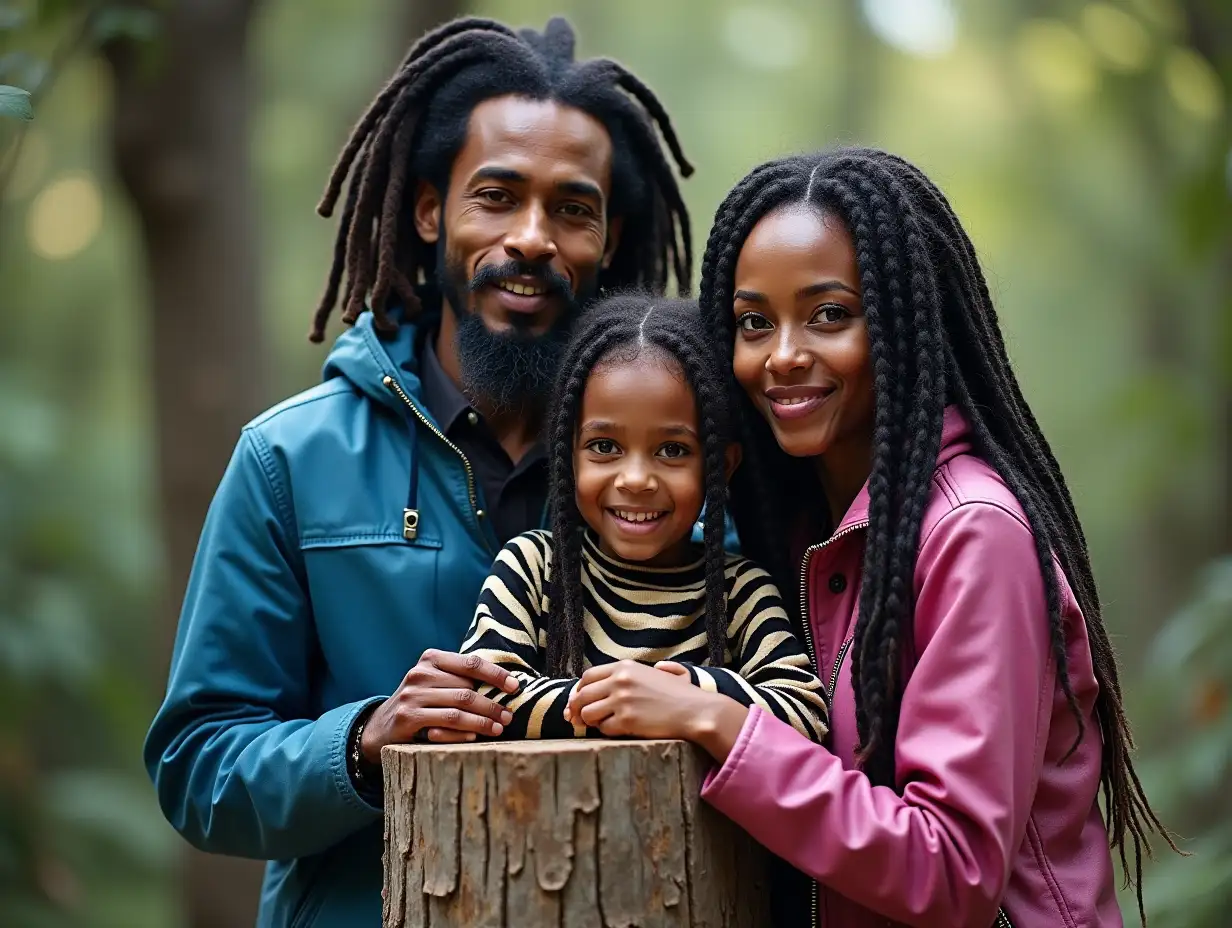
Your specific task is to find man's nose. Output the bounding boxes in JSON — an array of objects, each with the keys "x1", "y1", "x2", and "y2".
[{"x1": 503, "y1": 203, "x2": 557, "y2": 265}]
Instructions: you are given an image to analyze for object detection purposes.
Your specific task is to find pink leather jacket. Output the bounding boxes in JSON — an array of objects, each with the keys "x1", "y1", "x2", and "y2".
[{"x1": 702, "y1": 407, "x2": 1123, "y2": 927}]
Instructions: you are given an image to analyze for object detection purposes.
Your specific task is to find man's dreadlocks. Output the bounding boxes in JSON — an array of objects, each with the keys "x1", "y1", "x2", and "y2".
[
  {"x1": 699, "y1": 147, "x2": 1177, "y2": 924},
  {"x1": 309, "y1": 16, "x2": 693, "y2": 343}
]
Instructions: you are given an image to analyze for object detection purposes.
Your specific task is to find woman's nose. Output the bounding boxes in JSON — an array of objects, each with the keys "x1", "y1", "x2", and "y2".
[{"x1": 765, "y1": 330, "x2": 812, "y2": 375}]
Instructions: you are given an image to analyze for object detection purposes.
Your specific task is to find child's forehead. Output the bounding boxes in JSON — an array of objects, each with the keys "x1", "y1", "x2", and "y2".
[{"x1": 578, "y1": 354, "x2": 697, "y2": 423}]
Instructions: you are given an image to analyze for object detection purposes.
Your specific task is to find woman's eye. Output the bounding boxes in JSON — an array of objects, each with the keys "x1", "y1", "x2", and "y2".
[
  {"x1": 737, "y1": 313, "x2": 772, "y2": 332},
  {"x1": 658, "y1": 442, "x2": 691, "y2": 459},
  {"x1": 587, "y1": 439, "x2": 619, "y2": 455},
  {"x1": 813, "y1": 305, "x2": 849, "y2": 325}
]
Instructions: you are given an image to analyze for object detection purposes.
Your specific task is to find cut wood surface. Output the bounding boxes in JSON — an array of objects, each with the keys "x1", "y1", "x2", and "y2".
[{"x1": 382, "y1": 740, "x2": 770, "y2": 927}]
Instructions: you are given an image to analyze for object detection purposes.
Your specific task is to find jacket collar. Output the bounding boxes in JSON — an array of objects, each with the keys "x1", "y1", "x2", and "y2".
[{"x1": 833, "y1": 405, "x2": 972, "y2": 533}]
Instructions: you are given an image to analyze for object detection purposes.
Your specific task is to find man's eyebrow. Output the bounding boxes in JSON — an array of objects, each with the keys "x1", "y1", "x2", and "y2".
[
  {"x1": 557, "y1": 179, "x2": 603, "y2": 201},
  {"x1": 471, "y1": 166, "x2": 526, "y2": 184}
]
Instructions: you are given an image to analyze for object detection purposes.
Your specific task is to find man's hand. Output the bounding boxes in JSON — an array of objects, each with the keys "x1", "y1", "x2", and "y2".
[{"x1": 360, "y1": 650, "x2": 520, "y2": 760}]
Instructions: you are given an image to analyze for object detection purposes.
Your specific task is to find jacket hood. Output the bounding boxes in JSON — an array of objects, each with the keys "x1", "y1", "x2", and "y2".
[{"x1": 320, "y1": 306, "x2": 429, "y2": 411}]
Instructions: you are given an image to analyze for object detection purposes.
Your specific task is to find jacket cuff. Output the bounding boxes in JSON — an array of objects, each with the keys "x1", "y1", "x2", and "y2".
[
  {"x1": 333, "y1": 696, "x2": 389, "y2": 814},
  {"x1": 701, "y1": 703, "x2": 767, "y2": 800}
]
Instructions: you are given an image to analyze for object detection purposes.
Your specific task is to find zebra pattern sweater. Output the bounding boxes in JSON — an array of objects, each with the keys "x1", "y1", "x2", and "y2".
[{"x1": 459, "y1": 530, "x2": 829, "y2": 742}]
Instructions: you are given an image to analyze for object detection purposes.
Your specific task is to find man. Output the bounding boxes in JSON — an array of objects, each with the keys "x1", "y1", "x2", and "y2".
[{"x1": 144, "y1": 17, "x2": 693, "y2": 928}]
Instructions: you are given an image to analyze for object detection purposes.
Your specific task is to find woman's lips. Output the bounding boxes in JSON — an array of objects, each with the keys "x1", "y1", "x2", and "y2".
[{"x1": 765, "y1": 386, "x2": 834, "y2": 421}]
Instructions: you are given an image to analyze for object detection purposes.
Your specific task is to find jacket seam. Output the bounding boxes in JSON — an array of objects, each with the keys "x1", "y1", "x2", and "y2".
[
  {"x1": 245, "y1": 429, "x2": 303, "y2": 563},
  {"x1": 300, "y1": 532, "x2": 443, "y2": 547},
  {"x1": 915, "y1": 496, "x2": 1034, "y2": 555},
  {"x1": 245, "y1": 380, "x2": 355, "y2": 429},
  {"x1": 1026, "y1": 817, "x2": 1078, "y2": 928},
  {"x1": 935, "y1": 468, "x2": 961, "y2": 508}
]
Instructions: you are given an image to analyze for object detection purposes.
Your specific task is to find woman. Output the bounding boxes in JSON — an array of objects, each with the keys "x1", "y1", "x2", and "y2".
[{"x1": 690, "y1": 149, "x2": 1174, "y2": 926}]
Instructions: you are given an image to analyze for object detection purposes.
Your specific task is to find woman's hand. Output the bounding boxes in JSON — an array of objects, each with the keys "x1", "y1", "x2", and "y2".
[{"x1": 564, "y1": 660, "x2": 749, "y2": 761}]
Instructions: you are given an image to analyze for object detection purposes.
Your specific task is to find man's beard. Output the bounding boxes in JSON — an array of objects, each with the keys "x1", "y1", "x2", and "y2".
[{"x1": 436, "y1": 242, "x2": 598, "y2": 416}]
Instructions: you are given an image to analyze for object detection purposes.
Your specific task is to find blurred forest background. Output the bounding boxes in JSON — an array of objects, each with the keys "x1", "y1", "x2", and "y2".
[{"x1": 0, "y1": 0, "x2": 1228, "y2": 926}]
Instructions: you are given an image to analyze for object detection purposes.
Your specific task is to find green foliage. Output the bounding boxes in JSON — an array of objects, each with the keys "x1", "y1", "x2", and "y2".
[
  {"x1": 1138, "y1": 557, "x2": 1232, "y2": 927},
  {"x1": 88, "y1": 7, "x2": 159, "y2": 43},
  {"x1": 1, "y1": 9, "x2": 175, "y2": 926},
  {"x1": 0, "y1": 372, "x2": 175, "y2": 928}
]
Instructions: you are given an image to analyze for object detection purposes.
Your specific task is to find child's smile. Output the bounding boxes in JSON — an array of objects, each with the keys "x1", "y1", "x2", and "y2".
[{"x1": 573, "y1": 352, "x2": 705, "y2": 567}]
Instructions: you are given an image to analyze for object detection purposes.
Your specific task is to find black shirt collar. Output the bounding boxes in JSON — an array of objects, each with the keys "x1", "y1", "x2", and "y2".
[{"x1": 416, "y1": 334, "x2": 473, "y2": 435}]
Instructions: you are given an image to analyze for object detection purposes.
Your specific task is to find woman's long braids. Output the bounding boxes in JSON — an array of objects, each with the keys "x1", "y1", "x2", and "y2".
[
  {"x1": 309, "y1": 16, "x2": 693, "y2": 342},
  {"x1": 542, "y1": 294, "x2": 736, "y2": 677},
  {"x1": 699, "y1": 147, "x2": 1176, "y2": 922}
]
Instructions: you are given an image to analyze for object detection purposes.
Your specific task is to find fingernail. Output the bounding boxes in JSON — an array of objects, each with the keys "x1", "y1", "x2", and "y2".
[
  {"x1": 492, "y1": 722, "x2": 504, "y2": 735},
  {"x1": 504, "y1": 677, "x2": 520, "y2": 692},
  {"x1": 563, "y1": 709, "x2": 571, "y2": 721},
  {"x1": 501, "y1": 710, "x2": 513, "y2": 724},
  {"x1": 465, "y1": 733, "x2": 476, "y2": 742}
]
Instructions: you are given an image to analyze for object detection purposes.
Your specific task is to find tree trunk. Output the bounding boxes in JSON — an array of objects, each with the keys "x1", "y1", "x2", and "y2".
[
  {"x1": 104, "y1": 3, "x2": 265, "y2": 927},
  {"x1": 382, "y1": 741, "x2": 770, "y2": 928}
]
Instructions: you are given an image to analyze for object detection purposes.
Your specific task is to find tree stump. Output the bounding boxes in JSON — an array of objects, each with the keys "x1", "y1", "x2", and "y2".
[{"x1": 382, "y1": 740, "x2": 770, "y2": 927}]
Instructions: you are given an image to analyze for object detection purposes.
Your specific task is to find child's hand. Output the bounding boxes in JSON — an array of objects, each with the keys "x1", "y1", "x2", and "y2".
[{"x1": 564, "y1": 660, "x2": 747, "y2": 754}]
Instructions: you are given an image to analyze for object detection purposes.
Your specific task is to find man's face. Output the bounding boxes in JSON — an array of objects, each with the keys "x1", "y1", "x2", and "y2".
[{"x1": 414, "y1": 95, "x2": 622, "y2": 412}]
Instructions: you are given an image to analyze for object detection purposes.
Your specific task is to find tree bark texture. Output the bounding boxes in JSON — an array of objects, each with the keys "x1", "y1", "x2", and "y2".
[{"x1": 382, "y1": 740, "x2": 770, "y2": 928}]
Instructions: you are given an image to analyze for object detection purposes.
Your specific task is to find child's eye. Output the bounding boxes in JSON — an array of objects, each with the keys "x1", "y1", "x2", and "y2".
[
  {"x1": 657, "y1": 442, "x2": 691, "y2": 459},
  {"x1": 736, "y1": 312, "x2": 772, "y2": 332},
  {"x1": 586, "y1": 439, "x2": 619, "y2": 455}
]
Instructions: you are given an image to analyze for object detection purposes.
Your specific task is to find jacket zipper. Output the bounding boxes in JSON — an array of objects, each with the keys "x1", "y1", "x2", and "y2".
[
  {"x1": 796, "y1": 519, "x2": 869, "y2": 928},
  {"x1": 828, "y1": 636, "x2": 853, "y2": 699},
  {"x1": 797, "y1": 518, "x2": 1011, "y2": 928},
  {"x1": 381, "y1": 374, "x2": 484, "y2": 534}
]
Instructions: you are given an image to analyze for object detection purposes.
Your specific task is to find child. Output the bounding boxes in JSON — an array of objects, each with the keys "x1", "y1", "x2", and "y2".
[{"x1": 458, "y1": 294, "x2": 828, "y2": 744}]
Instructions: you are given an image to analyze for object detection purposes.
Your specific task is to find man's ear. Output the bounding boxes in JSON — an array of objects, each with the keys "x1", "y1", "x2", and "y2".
[
  {"x1": 413, "y1": 180, "x2": 443, "y2": 244},
  {"x1": 724, "y1": 443, "x2": 743, "y2": 482},
  {"x1": 601, "y1": 215, "x2": 623, "y2": 269}
]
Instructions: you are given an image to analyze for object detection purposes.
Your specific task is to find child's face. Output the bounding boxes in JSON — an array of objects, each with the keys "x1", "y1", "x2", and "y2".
[{"x1": 573, "y1": 353, "x2": 704, "y2": 567}]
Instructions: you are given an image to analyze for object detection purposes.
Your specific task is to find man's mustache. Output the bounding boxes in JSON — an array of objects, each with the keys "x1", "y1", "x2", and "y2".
[{"x1": 468, "y1": 260, "x2": 572, "y2": 299}]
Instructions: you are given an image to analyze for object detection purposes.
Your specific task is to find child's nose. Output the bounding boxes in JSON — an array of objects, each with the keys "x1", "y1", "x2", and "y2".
[{"x1": 615, "y1": 458, "x2": 657, "y2": 493}]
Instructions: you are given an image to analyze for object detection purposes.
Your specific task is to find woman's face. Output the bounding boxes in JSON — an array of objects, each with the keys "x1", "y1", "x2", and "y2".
[{"x1": 730, "y1": 204, "x2": 875, "y2": 464}]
